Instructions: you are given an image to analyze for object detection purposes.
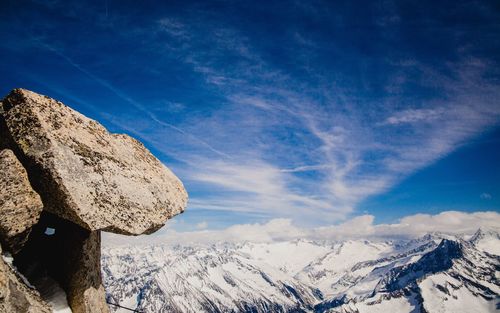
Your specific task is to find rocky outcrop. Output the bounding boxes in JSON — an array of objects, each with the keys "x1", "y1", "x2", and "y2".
[
  {"x1": 0, "y1": 149, "x2": 43, "y2": 254},
  {"x1": 13, "y1": 212, "x2": 109, "y2": 313},
  {"x1": 0, "y1": 244, "x2": 51, "y2": 313},
  {"x1": 1, "y1": 88, "x2": 187, "y2": 235},
  {"x1": 0, "y1": 89, "x2": 188, "y2": 313},
  {"x1": 60, "y1": 227, "x2": 108, "y2": 313}
]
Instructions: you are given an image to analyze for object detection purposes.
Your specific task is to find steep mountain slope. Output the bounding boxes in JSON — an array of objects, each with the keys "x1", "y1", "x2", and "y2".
[
  {"x1": 102, "y1": 230, "x2": 500, "y2": 313},
  {"x1": 317, "y1": 237, "x2": 499, "y2": 312},
  {"x1": 103, "y1": 243, "x2": 322, "y2": 312},
  {"x1": 296, "y1": 240, "x2": 396, "y2": 297}
]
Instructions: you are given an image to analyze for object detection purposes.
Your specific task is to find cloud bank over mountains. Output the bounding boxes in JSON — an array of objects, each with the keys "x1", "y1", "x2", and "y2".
[{"x1": 104, "y1": 210, "x2": 500, "y2": 246}]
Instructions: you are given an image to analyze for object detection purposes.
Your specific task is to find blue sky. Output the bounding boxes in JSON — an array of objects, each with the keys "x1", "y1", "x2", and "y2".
[{"x1": 1, "y1": 0, "x2": 499, "y2": 233}]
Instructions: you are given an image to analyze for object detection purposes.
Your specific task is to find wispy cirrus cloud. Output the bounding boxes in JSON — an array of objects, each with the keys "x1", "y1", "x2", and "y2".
[
  {"x1": 4, "y1": 0, "x2": 499, "y2": 229},
  {"x1": 480, "y1": 193, "x2": 492, "y2": 200},
  {"x1": 62, "y1": 8, "x2": 500, "y2": 224},
  {"x1": 153, "y1": 16, "x2": 500, "y2": 224},
  {"x1": 383, "y1": 108, "x2": 445, "y2": 125}
]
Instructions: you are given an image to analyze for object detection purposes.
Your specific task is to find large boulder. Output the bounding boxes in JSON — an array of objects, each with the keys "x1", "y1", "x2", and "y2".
[
  {"x1": 0, "y1": 88, "x2": 187, "y2": 235},
  {"x1": 0, "y1": 149, "x2": 43, "y2": 254}
]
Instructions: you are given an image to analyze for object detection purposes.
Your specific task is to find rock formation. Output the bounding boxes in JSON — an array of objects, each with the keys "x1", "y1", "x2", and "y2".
[
  {"x1": 0, "y1": 244, "x2": 52, "y2": 313},
  {"x1": 0, "y1": 89, "x2": 188, "y2": 313},
  {"x1": 0, "y1": 149, "x2": 43, "y2": 255}
]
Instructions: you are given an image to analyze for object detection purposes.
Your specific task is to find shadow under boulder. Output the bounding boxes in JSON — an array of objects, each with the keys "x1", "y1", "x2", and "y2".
[{"x1": 14, "y1": 211, "x2": 108, "y2": 313}]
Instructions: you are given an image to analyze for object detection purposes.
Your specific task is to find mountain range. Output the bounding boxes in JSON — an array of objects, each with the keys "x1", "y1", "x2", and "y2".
[{"x1": 102, "y1": 229, "x2": 500, "y2": 313}]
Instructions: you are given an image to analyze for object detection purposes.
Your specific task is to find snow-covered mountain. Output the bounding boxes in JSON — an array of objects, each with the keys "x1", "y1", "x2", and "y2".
[{"x1": 101, "y1": 229, "x2": 500, "y2": 313}]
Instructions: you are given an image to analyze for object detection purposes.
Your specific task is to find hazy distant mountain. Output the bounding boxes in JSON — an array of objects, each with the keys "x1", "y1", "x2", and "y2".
[{"x1": 102, "y1": 229, "x2": 499, "y2": 313}]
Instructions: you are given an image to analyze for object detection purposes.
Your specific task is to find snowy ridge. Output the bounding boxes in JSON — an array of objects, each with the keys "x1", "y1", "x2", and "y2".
[{"x1": 102, "y1": 229, "x2": 500, "y2": 313}]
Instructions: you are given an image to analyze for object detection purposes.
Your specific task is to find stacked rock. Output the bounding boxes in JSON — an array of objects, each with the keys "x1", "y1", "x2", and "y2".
[{"x1": 0, "y1": 89, "x2": 188, "y2": 313}]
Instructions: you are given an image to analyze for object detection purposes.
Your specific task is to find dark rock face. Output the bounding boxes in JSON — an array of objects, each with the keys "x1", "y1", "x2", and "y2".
[
  {"x1": 381, "y1": 239, "x2": 463, "y2": 292},
  {"x1": 0, "y1": 89, "x2": 188, "y2": 313},
  {"x1": 14, "y1": 212, "x2": 108, "y2": 313},
  {"x1": 0, "y1": 244, "x2": 51, "y2": 313}
]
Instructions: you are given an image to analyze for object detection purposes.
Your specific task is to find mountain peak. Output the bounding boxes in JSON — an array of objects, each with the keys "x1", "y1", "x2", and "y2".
[
  {"x1": 103, "y1": 235, "x2": 500, "y2": 312},
  {"x1": 470, "y1": 228, "x2": 500, "y2": 242}
]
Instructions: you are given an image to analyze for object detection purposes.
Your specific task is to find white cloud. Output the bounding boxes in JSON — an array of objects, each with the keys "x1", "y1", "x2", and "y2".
[
  {"x1": 99, "y1": 36, "x2": 500, "y2": 225},
  {"x1": 104, "y1": 218, "x2": 306, "y2": 246},
  {"x1": 195, "y1": 221, "x2": 208, "y2": 229},
  {"x1": 183, "y1": 160, "x2": 336, "y2": 221},
  {"x1": 480, "y1": 193, "x2": 492, "y2": 200},
  {"x1": 383, "y1": 108, "x2": 444, "y2": 125},
  {"x1": 157, "y1": 18, "x2": 189, "y2": 38},
  {"x1": 103, "y1": 211, "x2": 500, "y2": 246},
  {"x1": 314, "y1": 211, "x2": 500, "y2": 240},
  {"x1": 31, "y1": 10, "x2": 500, "y2": 227}
]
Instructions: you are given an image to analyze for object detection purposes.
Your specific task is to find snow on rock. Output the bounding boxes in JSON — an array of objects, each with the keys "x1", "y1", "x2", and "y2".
[
  {"x1": 102, "y1": 230, "x2": 500, "y2": 313},
  {"x1": 0, "y1": 245, "x2": 51, "y2": 312},
  {"x1": 103, "y1": 244, "x2": 321, "y2": 312},
  {"x1": 296, "y1": 240, "x2": 395, "y2": 297},
  {"x1": 420, "y1": 274, "x2": 496, "y2": 313},
  {"x1": 237, "y1": 239, "x2": 331, "y2": 275},
  {"x1": 37, "y1": 277, "x2": 72, "y2": 313},
  {"x1": 470, "y1": 228, "x2": 500, "y2": 255}
]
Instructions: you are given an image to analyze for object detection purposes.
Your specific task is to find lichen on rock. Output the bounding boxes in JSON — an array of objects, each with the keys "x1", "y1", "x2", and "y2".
[
  {"x1": 0, "y1": 88, "x2": 188, "y2": 313},
  {"x1": 1, "y1": 88, "x2": 188, "y2": 235},
  {"x1": 0, "y1": 149, "x2": 43, "y2": 255}
]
